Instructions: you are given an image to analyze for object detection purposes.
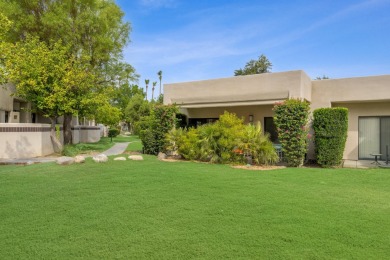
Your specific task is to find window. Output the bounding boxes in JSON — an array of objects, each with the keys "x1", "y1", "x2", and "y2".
[
  {"x1": 359, "y1": 116, "x2": 390, "y2": 160},
  {"x1": 264, "y1": 117, "x2": 278, "y2": 143}
]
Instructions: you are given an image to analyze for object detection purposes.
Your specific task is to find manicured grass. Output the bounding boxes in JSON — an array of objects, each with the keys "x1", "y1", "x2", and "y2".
[
  {"x1": 0, "y1": 159, "x2": 389, "y2": 259},
  {"x1": 63, "y1": 135, "x2": 139, "y2": 156}
]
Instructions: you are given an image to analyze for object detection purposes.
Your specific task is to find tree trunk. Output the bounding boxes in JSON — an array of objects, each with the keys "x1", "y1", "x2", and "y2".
[
  {"x1": 50, "y1": 117, "x2": 63, "y2": 153},
  {"x1": 63, "y1": 113, "x2": 73, "y2": 145}
]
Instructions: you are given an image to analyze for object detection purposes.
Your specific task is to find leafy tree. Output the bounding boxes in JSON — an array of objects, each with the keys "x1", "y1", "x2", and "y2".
[
  {"x1": 0, "y1": 0, "x2": 131, "y2": 144},
  {"x1": 234, "y1": 54, "x2": 272, "y2": 76},
  {"x1": 124, "y1": 93, "x2": 151, "y2": 134},
  {"x1": 0, "y1": 37, "x2": 95, "y2": 152},
  {"x1": 315, "y1": 75, "x2": 330, "y2": 80}
]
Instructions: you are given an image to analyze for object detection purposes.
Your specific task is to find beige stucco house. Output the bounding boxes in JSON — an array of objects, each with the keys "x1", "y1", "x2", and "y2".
[{"x1": 164, "y1": 70, "x2": 390, "y2": 161}]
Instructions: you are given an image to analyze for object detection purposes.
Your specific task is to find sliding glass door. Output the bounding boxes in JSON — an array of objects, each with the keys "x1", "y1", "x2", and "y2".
[{"x1": 359, "y1": 117, "x2": 390, "y2": 160}]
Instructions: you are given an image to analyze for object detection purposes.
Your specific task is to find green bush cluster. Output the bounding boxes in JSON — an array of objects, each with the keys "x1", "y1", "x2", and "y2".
[
  {"x1": 165, "y1": 112, "x2": 278, "y2": 165},
  {"x1": 108, "y1": 128, "x2": 120, "y2": 138},
  {"x1": 273, "y1": 99, "x2": 310, "y2": 167},
  {"x1": 313, "y1": 108, "x2": 348, "y2": 167},
  {"x1": 139, "y1": 104, "x2": 178, "y2": 155},
  {"x1": 108, "y1": 128, "x2": 120, "y2": 142}
]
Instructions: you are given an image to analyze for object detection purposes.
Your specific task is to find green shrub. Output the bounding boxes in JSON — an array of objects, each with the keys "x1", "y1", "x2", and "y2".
[
  {"x1": 238, "y1": 122, "x2": 279, "y2": 165},
  {"x1": 62, "y1": 145, "x2": 80, "y2": 157},
  {"x1": 108, "y1": 128, "x2": 120, "y2": 142},
  {"x1": 313, "y1": 107, "x2": 348, "y2": 167},
  {"x1": 273, "y1": 99, "x2": 310, "y2": 167},
  {"x1": 165, "y1": 112, "x2": 277, "y2": 165},
  {"x1": 108, "y1": 128, "x2": 120, "y2": 138},
  {"x1": 139, "y1": 104, "x2": 178, "y2": 155}
]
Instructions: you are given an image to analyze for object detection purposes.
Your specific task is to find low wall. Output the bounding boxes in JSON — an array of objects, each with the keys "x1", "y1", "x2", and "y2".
[
  {"x1": 72, "y1": 126, "x2": 80, "y2": 144},
  {"x1": 0, "y1": 123, "x2": 54, "y2": 159},
  {"x1": 79, "y1": 126, "x2": 101, "y2": 143},
  {"x1": 0, "y1": 124, "x2": 101, "y2": 159}
]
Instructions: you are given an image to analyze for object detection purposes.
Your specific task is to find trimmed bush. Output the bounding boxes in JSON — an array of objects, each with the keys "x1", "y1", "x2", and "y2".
[
  {"x1": 108, "y1": 128, "x2": 120, "y2": 142},
  {"x1": 139, "y1": 104, "x2": 178, "y2": 155},
  {"x1": 313, "y1": 107, "x2": 348, "y2": 167},
  {"x1": 273, "y1": 99, "x2": 310, "y2": 167}
]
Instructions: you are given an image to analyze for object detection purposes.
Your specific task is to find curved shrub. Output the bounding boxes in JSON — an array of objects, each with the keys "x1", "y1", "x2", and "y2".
[
  {"x1": 313, "y1": 107, "x2": 348, "y2": 167},
  {"x1": 273, "y1": 99, "x2": 310, "y2": 167}
]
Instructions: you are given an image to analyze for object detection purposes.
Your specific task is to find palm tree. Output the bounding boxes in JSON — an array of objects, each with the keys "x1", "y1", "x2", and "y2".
[
  {"x1": 144, "y1": 79, "x2": 149, "y2": 100},
  {"x1": 157, "y1": 70, "x2": 162, "y2": 95},
  {"x1": 152, "y1": 81, "x2": 157, "y2": 100}
]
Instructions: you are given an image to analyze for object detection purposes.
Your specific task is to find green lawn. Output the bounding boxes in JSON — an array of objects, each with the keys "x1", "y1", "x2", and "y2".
[{"x1": 0, "y1": 158, "x2": 389, "y2": 259}]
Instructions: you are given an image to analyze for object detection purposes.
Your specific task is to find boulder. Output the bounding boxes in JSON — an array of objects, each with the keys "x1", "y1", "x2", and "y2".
[
  {"x1": 25, "y1": 161, "x2": 34, "y2": 166},
  {"x1": 93, "y1": 154, "x2": 108, "y2": 163},
  {"x1": 56, "y1": 156, "x2": 75, "y2": 165},
  {"x1": 128, "y1": 155, "x2": 144, "y2": 161},
  {"x1": 74, "y1": 155, "x2": 86, "y2": 163},
  {"x1": 114, "y1": 157, "x2": 126, "y2": 161},
  {"x1": 158, "y1": 152, "x2": 167, "y2": 160}
]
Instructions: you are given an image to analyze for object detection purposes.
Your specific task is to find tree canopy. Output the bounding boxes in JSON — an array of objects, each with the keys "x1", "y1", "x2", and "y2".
[
  {"x1": 234, "y1": 54, "x2": 272, "y2": 76},
  {"x1": 0, "y1": 0, "x2": 134, "y2": 145}
]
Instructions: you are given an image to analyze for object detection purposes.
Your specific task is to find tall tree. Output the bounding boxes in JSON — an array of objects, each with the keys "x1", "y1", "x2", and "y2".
[
  {"x1": 157, "y1": 70, "x2": 162, "y2": 95},
  {"x1": 124, "y1": 93, "x2": 151, "y2": 134},
  {"x1": 152, "y1": 81, "x2": 157, "y2": 100},
  {"x1": 234, "y1": 54, "x2": 272, "y2": 76},
  {"x1": 0, "y1": 37, "x2": 96, "y2": 152},
  {"x1": 144, "y1": 79, "x2": 150, "y2": 100},
  {"x1": 0, "y1": 0, "x2": 131, "y2": 144}
]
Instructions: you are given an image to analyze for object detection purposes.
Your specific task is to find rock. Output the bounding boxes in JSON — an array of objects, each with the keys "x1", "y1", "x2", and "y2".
[
  {"x1": 128, "y1": 155, "x2": 144, "y2": 161},
  {"x1": 25, "y1": 161, "x2": 34, "y2": 165},
  {"x1": 74, "y1": 155, "x2": 86, "y2": 163},
  {"x1": 56, "y1": 156, "x2": 75, "y2": 165},
  {"x1": 93, "y1": 154, "x2": 108, "y2": 163},
  {"x1": 114, "y1": 157, "x2": 126, "y2": 161},
  {"x1": 158, "y1": 152, "x2": 167, "y2": 160}
]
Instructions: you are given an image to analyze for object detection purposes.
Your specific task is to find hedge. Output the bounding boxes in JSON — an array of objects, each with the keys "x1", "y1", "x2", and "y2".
[
  {"x1": 273, "y1": 99, "x2": 310, "y2": 167},
  {"x1": 313, "y1": 107, "x2": 348, "y2": 167}
]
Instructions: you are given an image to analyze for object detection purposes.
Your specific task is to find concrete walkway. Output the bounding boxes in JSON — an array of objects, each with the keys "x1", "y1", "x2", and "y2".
[
  {"x1": 0, "y1": 142, "x2": 131, "y2": 165},
  {"x1": 99, "y1": 142, "x2": 130, "y2": 156}
]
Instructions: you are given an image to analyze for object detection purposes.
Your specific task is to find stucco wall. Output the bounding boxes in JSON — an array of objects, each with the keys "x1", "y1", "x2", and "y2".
[
  {"x1": 0, "y1": 123, "x2": 54, "y2": 159},
  {"x1": 164, "y1": 70, "x2": 312, "y2": 107},
  {"x1": 79, "y1": 126, "x2": 100, "y2": 143},
  {"x1": 333, "y1": 102, "x2": 390, "y2": 160},
  {"x1": 311, "y1": 75, "x2": 390, "y2": 110}
]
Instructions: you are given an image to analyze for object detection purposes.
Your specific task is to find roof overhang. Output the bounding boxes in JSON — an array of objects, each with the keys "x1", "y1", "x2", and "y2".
[{"x1": 172, "y1": 91, "x2": 289, "y2": 108}]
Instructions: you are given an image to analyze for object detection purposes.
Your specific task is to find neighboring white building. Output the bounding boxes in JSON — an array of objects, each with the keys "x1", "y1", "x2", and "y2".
[
  {"x1": 0, "y1": 84, "x2": 101, "y2": 159},
  {"x1": 164, "y1": 70, "x2": 390, "y2": 161}
]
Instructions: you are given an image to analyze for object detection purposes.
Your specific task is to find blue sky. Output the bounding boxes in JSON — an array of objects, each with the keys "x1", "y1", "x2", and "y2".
[{"x1": 116, "y1": 0, "x2": 390, "y2": 93}]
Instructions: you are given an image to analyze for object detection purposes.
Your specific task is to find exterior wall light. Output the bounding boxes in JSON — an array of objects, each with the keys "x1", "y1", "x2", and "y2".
[{"x1": 249, "y1": 115, "x2": 253, "y2": 123}]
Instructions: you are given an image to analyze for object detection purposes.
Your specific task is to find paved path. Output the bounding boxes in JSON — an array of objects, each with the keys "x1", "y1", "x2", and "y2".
[
  {"x1": 0, "y1": 142, "x2": 131, "y2": 165},
  {"x1": 100, "y1": 142, "x2": 130, "y2": 156}
]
